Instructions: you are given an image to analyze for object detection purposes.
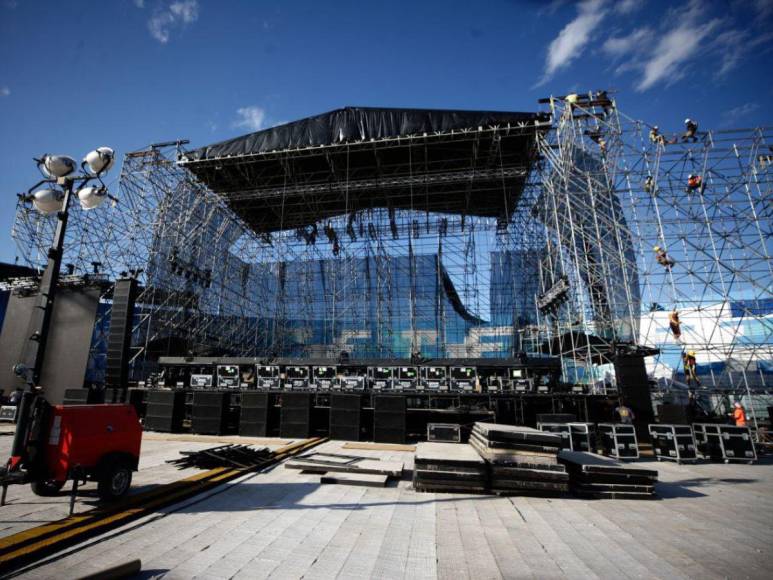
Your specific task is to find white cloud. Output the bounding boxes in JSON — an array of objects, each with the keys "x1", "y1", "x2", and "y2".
[
  {"x1": 721, "y1": 102, "x2": 759, "y2": 126},
  {"x1": 537, "y1": 0, "x2": 608, "y2": 86},
  {"x1": 234, "y1": 106, "x2": 267, "y2": 132},
  {"x1": 753, "y1": 0, "x2": 773, "y2": 19},
  {"x1": 0, "y1": 87, "x2": 9, "y2": 97},
  {"x1": 713, "y1": 28, "x2": 773, "y2": 78},
  {"x1": 170, "y1": 0, "x2": 198, "y2": 23},
  {"x1": 133, "y1": 0, "x2": 144, "y2": 8},
  {"x1": 148, "y1": 0, "x2": 199, "y2": 44},
  {"x1": 602, "y1": 27, "x2": 653, "y2": 59},
  {"x1": 614, "y1": 0, "x2": 641, "y2": 15},
  {"x1": 634, "y1": 1, "x2": 721, "y2": 91}
]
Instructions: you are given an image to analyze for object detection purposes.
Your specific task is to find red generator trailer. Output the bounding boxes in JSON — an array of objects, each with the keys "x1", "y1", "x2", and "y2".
[{"x1": 1, "y1": 394, "x2": 143, "y2": 502}]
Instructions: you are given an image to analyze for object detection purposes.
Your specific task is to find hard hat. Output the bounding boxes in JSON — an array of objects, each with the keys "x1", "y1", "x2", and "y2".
[
  {"x1": 688, "y1": 174, "x2": 694, "y2": 178},
  {"x1": 653, "y1": 245, "x2": 661, "y2": 251},
  {"x1": 688, "y1": 350, "x2": 696, "y2": 356},
  {"x1": 653, "y1": 125, "x2": 659, "y2": 130},
  {"x1": 685, "y1": 118, "x2": 691, "y2": 123},
  {"x1": 734, "y1": 401, "x2": 742, "y2": 408}
]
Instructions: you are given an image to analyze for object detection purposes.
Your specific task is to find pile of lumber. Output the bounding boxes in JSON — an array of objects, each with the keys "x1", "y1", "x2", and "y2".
[
  {"x1": 559, "y1": 450, "x2": 658, "y2": 499},
  {"x1": 167, "y1": 444, "x2": 270, "y2": 470},
  {"x1": 413, "y1": 442, "x2": 487, "y2": 493},
  {"x1": 469, "y1": 423, "x2": 569, "y2": 494}
]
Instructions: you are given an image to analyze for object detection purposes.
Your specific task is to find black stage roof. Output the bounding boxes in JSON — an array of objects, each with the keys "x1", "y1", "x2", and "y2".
[{"x1": 180, "y1": 107, "x2": 549, "y2": 233}]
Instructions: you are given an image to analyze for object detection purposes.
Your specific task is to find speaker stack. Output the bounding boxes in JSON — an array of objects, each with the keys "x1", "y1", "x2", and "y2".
[
  {"x1": 127, "y1": 388, "x2": 146, "y2": 419},
  {"x1": 280, "y1": 393, "x2": 312, "y2": 438},
  {"x1": 329, "y1": 394, "x2": 362, "y2": 441},
  {"x1": 62, "y1": 388, "x2": 91, "y2": 405},
  {"x1": 103, "y1": 388, "x2": 124, "y2": 404},
  {"x1": 192, "y1": 391, "x2": 230, "y2": 435},
  {"x1": 240, "y1": 392, "x2": 270, "y2": 436},
  {"x1": 104, "y1": 278, "x2": 138, "y2": 396},
  {"x1": 374, "y1": 395, "x2": 406, "y2": 444},
  {"x1": 144, "y1": 390, "x2": 186, "y2": 433}
]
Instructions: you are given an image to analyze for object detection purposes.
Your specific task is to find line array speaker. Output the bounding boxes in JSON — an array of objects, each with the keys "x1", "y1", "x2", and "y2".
[
  {"x1": 374, "y1": 395, "x2": 406, "y2": 444},
  {"x1": 144, "y1": 390, "x2": 185, "y2": 433},
  {"x1": 329, "y1": 394, "x2": 362, "y2": 441},
  {"x1": 240, "y1": 392, "x2": 269, "y2": 436},
  {"x1": 104, "y1": 278, "x2": 138, "y2": 395},
  {"x1": 280, "y1": 393, "x2": 312, "y2": 438}
]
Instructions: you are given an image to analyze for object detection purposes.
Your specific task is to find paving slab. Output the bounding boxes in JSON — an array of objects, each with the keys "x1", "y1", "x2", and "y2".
[{"x1": 3, "y1": 439, "x2": 771, "y2": 580}]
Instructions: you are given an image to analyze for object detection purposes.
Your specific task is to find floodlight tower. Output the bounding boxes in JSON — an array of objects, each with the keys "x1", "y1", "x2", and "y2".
[{"x1": 14, "y1": 148, "x2": 117, "y2": 389}]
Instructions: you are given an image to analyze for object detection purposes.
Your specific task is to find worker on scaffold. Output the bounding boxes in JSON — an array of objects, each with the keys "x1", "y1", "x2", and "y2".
[
  {"x1": 682, "y1": 118, "x2": 699, "y2": 142},
  {"x1": 686, "y1": 173, "x2": 704, "y2": 193},
  {"x1": 683, "y1": 350, "x2": 701, "y2": 387},
  {"x1": 649, "y1": 126, "x2": 666, "y2": 147},
  {"x1": 653, "y1": 245, "x2": 675, "y2": 270},
  {"x1": 669, "y1": 309, "x2": 682, "y2": 342},
  {"x1": 644, "y1": 175, "x2": 655, "y2": 194},
  {"x1": 729, "y1": 401, "x2": 747, "y2": 427}
]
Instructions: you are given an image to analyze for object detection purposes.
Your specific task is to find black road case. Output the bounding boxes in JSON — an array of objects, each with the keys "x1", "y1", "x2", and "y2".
[
  {"x1": 693, "y1": 423, "x2": 756, "y2": 463},
  {"x1": 648, "y1": 424, "x2": 698, "y2": 463},
  {"x1": 597, "y1": 423, "x2": 639, "y2": 459}
]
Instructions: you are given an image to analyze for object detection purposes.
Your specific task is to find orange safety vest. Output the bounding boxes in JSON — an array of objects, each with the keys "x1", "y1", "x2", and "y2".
[{"x1": 733, "y1": 408, "x2": 747, "y2": 427}]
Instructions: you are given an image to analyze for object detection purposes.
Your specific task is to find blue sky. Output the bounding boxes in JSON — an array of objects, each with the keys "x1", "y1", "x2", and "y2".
[{"x1": 1, "y1": 0, "x2": 771, "y2": 264}]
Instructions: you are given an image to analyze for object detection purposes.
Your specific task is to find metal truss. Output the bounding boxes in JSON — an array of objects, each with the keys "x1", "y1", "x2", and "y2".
[
  {"x1": 534, "y1": 92, "x2": 772, "y2": 396},
  {"x1": 10, "y1": 95, "x2": 772, "y2": 396}
]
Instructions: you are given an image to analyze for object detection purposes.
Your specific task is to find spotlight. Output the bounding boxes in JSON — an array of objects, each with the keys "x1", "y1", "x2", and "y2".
[
  {"x1": 83, "y1": 147, "x2": 115, "y2": 175},
  {"x1": 77, "y1": 185, "x2": 108, "y2": 210},
  {"x1": 31, "y1": 188, "x2": 65, "y2": 214},
  {"x1": 39, "y1": 154, "x2": 77, "y2": 178}
]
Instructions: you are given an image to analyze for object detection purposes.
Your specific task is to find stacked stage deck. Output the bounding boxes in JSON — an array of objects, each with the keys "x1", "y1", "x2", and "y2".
[
  {"x1": 469, "y1": 422, "x2": 569, "y2": 494},
  {"x1": 559, "y1": 449, "x2": 658, "y2": 499},
  {"x1": 413, "y1": 442, "x2": 487, "y2": 493}
]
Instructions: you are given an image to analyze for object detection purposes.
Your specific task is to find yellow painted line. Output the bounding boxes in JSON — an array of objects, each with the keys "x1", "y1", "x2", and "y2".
[
  {"x1": 0, "y1": 467, "x2": 230, "y2": 552},
  {"x1": 0, "y1": 437, "x2": 325, "y2": 570}
]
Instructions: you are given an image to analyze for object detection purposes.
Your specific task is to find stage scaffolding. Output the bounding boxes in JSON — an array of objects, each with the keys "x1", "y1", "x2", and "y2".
[{"x1": 10, "y1": 98, "x2": 772, "y2": 396}]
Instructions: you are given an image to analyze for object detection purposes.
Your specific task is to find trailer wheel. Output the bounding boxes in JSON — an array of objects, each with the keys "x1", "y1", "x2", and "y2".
[
  {"x1": 97, "y1": 459, "x2": 133, "y2": 501},
  {"x1": 31, "y1": 479, "x2": 65, "y2": 497}
]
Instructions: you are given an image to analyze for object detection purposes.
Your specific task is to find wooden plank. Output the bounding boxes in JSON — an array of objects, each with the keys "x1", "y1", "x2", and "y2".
[
  {"x1": 320, "y1": 473, "x2": 388, "y2": 487},
  {"x1": 342, "y1": 441, "x2": 416, "y2": 452},
  {"x1": 285, "y1": 459, "x2": 403, "y2": 477}
]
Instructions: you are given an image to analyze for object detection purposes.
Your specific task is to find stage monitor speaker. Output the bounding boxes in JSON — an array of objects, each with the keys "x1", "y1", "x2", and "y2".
[
  {"x1": 329, "y1": 394, "x2": 362, "y2": 441},
  {"x1": 280, "y1": 393, "x2": 312, "y2": 438},
  {"x1": 374, "y1": 395, "x2": 406, "y2": 444},
  {"x1": 144, "y1": 390, "x2": 185, "y2": 433},
  {"x1": 105, "y1": 278, "x2": 138, "y2": 394},
  {"x1": 192, "y1": 391, "x2": 230, "y2": 435},
  {"x1": 240, "y1": 392, "x2": 269, "y2": 436}
]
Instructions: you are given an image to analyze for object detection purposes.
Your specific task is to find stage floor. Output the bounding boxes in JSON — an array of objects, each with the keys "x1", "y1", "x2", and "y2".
[{"x1": 2, "y1": 432, "x2": 772, "y2": 579}]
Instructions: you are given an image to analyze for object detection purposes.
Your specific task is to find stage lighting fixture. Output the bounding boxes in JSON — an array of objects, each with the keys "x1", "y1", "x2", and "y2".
[
  {"x1": 31, "y1": 188, "x2": 65, "y2": 214},
  {"x1": 77, "y1": 185, "x2": 108, "y2": 210},
  {"x1": 39, "y1": 154, "x2": 77, "y2": 178},
  {"x1": 83, "y1": 147, "x2": 115, "y2": 175}
]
